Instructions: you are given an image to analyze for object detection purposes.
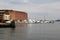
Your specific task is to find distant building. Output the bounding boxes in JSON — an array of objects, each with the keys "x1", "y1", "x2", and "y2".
[{"x1": 0, "y1": 10, "x2": 28, "y2": 22}]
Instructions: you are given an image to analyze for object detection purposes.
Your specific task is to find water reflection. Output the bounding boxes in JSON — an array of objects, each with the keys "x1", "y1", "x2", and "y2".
[
  {"x1": 0, "y1": 24, "x2": 60, "y2": 40},
  {"x1": 0, "y1": 29, "x2": 5, "y2": 39},
  {"x1": 0, "y1": 28, "x2": 11, "y2": 40},
  {"x1": 15, "y1": 23, "x2": 28, "y2": 27},
  {"x1": 10, "y1": 28, "x2": 15, "y2": 36}
]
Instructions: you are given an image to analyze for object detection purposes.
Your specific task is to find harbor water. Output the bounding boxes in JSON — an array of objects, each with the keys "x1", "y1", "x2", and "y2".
[{"x1": 0, "y1": 23, "x2": 60, "y2": 40}]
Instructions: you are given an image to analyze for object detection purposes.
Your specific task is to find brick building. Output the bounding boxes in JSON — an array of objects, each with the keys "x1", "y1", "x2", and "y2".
[{"x1": 0, "y1": 10, "x2": 28, "y2": 22}]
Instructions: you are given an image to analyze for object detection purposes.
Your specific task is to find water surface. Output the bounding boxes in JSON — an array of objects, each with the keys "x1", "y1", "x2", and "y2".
[{"x1": 0, "y1": 23, "x2": 60, "y2": 40}]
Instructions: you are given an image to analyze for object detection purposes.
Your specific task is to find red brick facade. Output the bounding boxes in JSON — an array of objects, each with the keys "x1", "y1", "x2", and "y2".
[{"x1": 0, "y1": 10, "x2": 28, "y2": 22}]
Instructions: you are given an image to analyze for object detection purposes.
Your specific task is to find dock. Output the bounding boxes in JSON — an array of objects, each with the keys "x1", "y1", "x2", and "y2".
[
  {"x1": 0, "y1": 21, "x2": 15, "y2": 28},
  {"x1": 0, "y1": 23, "x2": 11, "y2": 28}
]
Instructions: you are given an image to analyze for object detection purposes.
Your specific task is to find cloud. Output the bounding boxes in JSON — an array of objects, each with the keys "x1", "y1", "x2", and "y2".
[
  {"x1": 7, "y1": 0, "x2": 30, "y2": 4},
  {"x1": 23, "y1": 0, "x2": 29, "y2": 3},
  {"x1": 0, "y1": 0, "x2": 60, "y2": 19},
  {"x1": 0, "y1": 0, "x2": 60, "y2": 14},
  {"x1": 28, "y1": 2, "x2": 60, "y2": 13}
]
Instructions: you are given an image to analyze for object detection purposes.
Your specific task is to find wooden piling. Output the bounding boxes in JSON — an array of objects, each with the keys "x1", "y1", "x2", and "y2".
[{"x1": 10, "y1": 20, "x2": 15, "y2": 28}]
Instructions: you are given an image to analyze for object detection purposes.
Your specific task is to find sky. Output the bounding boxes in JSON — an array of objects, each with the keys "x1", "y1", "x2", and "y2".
[{"x1": 0, "y1": 0, "x2": 60, "y2": 20}]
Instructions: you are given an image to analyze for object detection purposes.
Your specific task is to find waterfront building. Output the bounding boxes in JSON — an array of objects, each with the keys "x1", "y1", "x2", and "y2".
[{"x1": 0, "y1": 10, "x2": 28, "y2": 23}]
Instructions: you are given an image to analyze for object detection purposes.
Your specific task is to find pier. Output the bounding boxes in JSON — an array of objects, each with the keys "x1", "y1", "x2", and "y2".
[
  {"x1": 0, "y1": 23, "x2": 11, "y2": 28},
  {"x1": 0, "y1": 20, "x2": 15, "y2": 28}
]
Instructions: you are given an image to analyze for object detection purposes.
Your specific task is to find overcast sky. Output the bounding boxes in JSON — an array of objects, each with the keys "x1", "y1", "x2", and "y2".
[{"x1": 0, "y1": 0, "x2": 60, "y2": 20}]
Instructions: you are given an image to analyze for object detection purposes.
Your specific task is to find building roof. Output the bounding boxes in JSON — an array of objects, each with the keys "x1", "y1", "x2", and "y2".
[{"x1": 0, "y1": 9, "x2": 27, "y2": 14}]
